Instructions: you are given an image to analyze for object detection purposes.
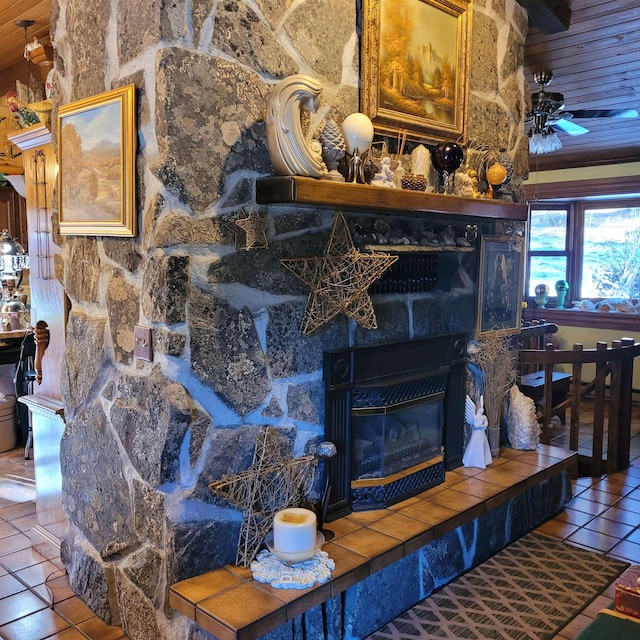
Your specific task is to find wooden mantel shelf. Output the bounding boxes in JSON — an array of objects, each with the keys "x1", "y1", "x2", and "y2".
[{"x1": 256, "y1": 176, "x2": 529, "y2": 221}]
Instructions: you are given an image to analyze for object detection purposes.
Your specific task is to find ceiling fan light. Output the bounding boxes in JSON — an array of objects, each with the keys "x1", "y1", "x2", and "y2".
[{"x1": 528, "y1": 126, "x2": 562, "y2": 155}]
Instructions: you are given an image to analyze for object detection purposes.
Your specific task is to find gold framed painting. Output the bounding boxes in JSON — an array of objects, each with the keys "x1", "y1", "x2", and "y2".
[
  {"x1": 58, "y1": 84, "x2": 136, "y2": 236},
  {"x1": 361, "y1": 0, "x2": 470, "y2": 142},
  {"x1": 476, "y1": 236, "x2": 525, "y2": 339}
]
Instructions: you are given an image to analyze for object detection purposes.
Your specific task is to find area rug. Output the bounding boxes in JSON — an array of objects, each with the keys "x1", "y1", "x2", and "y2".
[{"x1": 366, "y1": 532, "x2": 628, "y2": 640}]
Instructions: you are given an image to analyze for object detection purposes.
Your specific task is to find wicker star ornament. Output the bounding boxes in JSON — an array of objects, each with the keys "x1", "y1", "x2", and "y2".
[
  {"x1": 280, "y1": 212, "x2": 398, "y2": 335},
  {"x1": 209, "y1": 427, "x2": 316, "y2": 567},
  {"x1": 235, "y1": 206, "x2": 268, "y2": 250}
]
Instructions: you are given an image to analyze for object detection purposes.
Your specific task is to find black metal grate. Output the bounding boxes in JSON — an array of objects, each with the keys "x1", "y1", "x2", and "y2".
[
  {"x1": 352, "y1": 374, "x2": 447, "y2": 410},
  {"x1": 352, "y1": 461, "x2": 446, "y2": 510}
]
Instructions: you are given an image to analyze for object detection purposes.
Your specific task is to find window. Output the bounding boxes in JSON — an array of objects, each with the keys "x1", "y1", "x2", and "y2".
[
  {"x1": 527, "y1": 206, "x2": 569, "y2": 298},
  {"x1": 526, "y1": 198, "x2": 640, "y2": 304}
]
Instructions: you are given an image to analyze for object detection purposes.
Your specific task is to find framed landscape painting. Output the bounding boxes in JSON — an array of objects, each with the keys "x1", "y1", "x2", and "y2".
[
  {"x1": 476, "y1": 236, "x2": 525, "y2": 339},
  {"x1": 361, "y1": 0, "x2": 470, "y2": 141},
  {"x1": 58, "y1": 84, "x2": 136, "y2": 236}
]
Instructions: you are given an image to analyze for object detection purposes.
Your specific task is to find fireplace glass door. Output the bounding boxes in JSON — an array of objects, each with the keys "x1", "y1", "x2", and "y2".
[
  {"x1": 323, "y1": 332, "x2": 467, "y2": 520},
  {"x1": 351, "y1": 373, "x2": 445, "y2": 481}
]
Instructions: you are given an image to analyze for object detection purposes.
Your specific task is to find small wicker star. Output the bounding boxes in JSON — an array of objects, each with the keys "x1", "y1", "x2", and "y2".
[
  {"x1": 280, "y1": 212, "x2": 398, "y2": 335},
  {"x1": 209, "y1": 427, "x2": 316, "y2": 567},
  {"x1": 235, "y1": 207, "x2": 268, "y2": 250}
]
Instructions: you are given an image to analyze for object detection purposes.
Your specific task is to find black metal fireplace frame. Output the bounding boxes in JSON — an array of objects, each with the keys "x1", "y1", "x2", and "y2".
[{"x1": 323, "y1": 333, "x2": 468, "y2": 521}]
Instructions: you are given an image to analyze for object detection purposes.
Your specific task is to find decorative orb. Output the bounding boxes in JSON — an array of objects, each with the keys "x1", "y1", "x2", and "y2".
[
  {"x1": 317, "y1": 441, "x2": 337, "y2": 458},
  {"x1": 341, "y1": 113, "x2": 374, "y2": 155},
  {"x1": 534, "y1": 283, "x2": 549, "y2": 296},
  {"x1": 431, "y1": 142, "x2": 464, "y2": 173},
  {"x1": 486, "y1": 162, "x2": 508, "y2": 186},
  {"x1": 555, "y1": 279, "x2": 569, "y2": 292}
]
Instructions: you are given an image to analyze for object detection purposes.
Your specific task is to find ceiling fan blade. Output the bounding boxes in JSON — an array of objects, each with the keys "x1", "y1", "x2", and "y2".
[
  {"x1": 552, "y1": 118, "x2": 590, "y2": 136},
  {"x1": 565, "y1": 109, "x2": 638, "y2": 119}
]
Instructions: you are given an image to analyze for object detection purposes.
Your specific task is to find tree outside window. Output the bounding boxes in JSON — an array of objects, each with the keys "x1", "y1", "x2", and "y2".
[{"x1": 527, "y1": 199, "x2": 640, "y2": 305}]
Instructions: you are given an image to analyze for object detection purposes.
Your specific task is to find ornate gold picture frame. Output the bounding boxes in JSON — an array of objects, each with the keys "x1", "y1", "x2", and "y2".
[
  {"x1": 361, "y1": 0, "x2": 470, "y2": 142},
  {"x1": 476, "y1": 236, "x2": 525, "y2": 339},
  {"x1": 58, "y1": 84, "x2": 136, "y2": 236}
]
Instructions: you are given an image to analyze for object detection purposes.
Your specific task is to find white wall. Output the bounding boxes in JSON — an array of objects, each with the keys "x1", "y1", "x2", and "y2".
[
  {"x1": 554, "y1": 325, "x2": 640, "y2": 390},
  {"x1": 526, "y1": 161, "x2": 640, "y2": 187}
]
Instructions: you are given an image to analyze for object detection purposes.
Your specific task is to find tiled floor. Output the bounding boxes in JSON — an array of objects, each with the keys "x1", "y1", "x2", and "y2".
[
  {"x1": 540, "y1": 409, "x2": 640, "y2": 639},
  {"x1": 1, "y1": 407, "x2": 639, "y2": 640},
  {"x1": 0, "y1": 447, "x2": 129, "y2": 640}
]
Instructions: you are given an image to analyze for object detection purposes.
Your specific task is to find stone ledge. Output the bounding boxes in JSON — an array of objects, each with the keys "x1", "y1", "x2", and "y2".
[{"x1": 170, "y1": 445, "x2": 577, "y2": 640}]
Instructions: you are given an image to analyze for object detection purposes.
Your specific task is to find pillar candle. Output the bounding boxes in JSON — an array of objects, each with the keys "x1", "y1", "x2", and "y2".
[{"x1": 273, "y1": 507, "x2": 317, "y2": 554}]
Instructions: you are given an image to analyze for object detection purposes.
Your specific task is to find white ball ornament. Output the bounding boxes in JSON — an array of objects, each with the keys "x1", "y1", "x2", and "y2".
[{"x1": 341, "y1": 113, "x2": 374, "y2": 155}]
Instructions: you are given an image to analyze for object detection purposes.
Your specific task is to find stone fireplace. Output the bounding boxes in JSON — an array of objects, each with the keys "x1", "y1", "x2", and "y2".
[
  {"x1": 323, "y1": 332, "x2": 467, "y2": 519},
  {"x1": 50, "y1": 1, "x2": 532, "y2": 639}
]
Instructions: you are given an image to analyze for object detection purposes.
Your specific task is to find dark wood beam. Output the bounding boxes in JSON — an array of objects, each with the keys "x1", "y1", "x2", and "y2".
[{"x1": 517, "y1": 0, "x2": 571, "y2": 34}]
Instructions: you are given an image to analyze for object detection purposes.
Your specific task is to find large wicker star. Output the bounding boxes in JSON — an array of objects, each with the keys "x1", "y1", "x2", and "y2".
[
  {"x1": 209, "y1": 427, "x2": 316, "y2": 567},
  {"x1": 280, "y1": 212, "x2": 398, "y2": 335}
]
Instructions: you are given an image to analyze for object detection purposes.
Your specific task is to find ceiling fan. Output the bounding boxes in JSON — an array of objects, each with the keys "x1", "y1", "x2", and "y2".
[{"x1": 527, "y1": 70, "x2": 638, "y2": 154}]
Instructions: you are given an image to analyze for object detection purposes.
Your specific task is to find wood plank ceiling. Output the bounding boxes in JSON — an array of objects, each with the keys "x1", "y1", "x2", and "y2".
[
  {"x1": 0, "y1": 0, "x2": 50, "y2": 73},
  {"x1": 0, "y1": 0, "x2": 638, "y2": 173},
  {"x1": 523, "y1": 0, "x2": 640, "y2": 171}
]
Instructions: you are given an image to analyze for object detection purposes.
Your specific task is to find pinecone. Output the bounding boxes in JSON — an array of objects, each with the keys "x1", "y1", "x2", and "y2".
[
  {"x1": 319, "y1": 119, "x2": 346, "y2": 171},
  {"x1": 401, "y1": 174, "x2": 427, "y2": 191}
]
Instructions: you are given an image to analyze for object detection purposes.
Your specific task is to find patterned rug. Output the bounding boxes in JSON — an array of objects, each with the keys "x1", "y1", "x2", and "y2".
[{"x1": 366, "y1": 532, "x2": 628, "y2": 640}]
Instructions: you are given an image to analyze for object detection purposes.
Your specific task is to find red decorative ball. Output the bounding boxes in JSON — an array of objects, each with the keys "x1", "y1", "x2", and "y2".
[{"x1": 432, "y1": 142, "x2": 464, "y2": 173}]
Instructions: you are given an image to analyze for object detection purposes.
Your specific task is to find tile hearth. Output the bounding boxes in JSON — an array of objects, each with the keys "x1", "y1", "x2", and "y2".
[
  {"x1": 170, "y1": 445, "x2": 577, "y2": 640},
  {"x1": 1, "y1": 428, "x2": 640, "y2": 640}
]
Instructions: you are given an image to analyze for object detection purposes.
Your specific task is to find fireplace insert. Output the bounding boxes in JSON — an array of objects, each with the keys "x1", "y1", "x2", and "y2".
[{"x1": 323, "y1": 333, "x2": 467, "y2": 520}]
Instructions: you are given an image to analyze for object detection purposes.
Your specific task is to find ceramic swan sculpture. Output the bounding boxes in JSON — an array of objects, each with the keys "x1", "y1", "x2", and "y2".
[{"x1": 265, "y1": 74, "x2": 328, "y2": 178}]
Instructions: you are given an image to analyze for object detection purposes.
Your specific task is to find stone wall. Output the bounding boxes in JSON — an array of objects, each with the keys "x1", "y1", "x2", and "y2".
[{"x1": 51, "y1": 1, "x2": 529, "y2": 639}]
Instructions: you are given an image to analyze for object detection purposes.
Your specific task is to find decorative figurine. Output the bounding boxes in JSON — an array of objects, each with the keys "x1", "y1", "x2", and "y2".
[
  {"x1": 265, "y1": 74, "x2": 328, "y2": 178},
  {"x1": 462, "y1": 395, "x2": 492, "y2": 469},
  {"x1": 555, "y1": 279, "x2": 569, "y2": 308},
  {"x1": 506, "y1": 385, "x2": 541, "y2": 450},
  {"x1": 534, "y1": 283, "x2": 549, "y2": 308},
  {"x1": 318, "y1": 119, "x2": 346, "y2": 182},
  {"x1": 341, "y1": 112, "x2": 374, "y2": 183},
  {"x1": 485, "y1": 162, "x2": 508, "y2": 198},
  {"x1": 411, "y1": 144, "x2": 431, "y2": 187},
  {"x1": 431, "y1": 141, "x2": 464, "y2": 193}
]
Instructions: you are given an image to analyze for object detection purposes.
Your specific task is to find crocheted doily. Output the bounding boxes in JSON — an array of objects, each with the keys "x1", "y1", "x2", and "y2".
[{"x1": 250, "y1": 549, "x2": 335, "y2": 590}]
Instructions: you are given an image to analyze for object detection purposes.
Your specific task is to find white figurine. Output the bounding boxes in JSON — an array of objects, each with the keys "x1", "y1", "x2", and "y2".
[
  {"x1": 265, "y1": 75, "x2": 328, "y2": 178},
  {"x1": 462, "y1": 394, "x2": 493, "y2": 469},
  {"x1": 506, "y1": 385, "x2": 541, "y2": 450}
]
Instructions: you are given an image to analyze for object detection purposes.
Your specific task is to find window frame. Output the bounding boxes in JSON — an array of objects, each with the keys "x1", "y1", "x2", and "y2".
[
  {"x1": 526, "y1": 197, "x2": 640, "y2": 307},
  {"x1": 526, "y1": 203, "x2": 572, "y2": 302}
]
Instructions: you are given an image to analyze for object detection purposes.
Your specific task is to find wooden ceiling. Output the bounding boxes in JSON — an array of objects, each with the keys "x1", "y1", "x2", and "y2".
[
  {"x1": 0, "y1": 0, "x2": 638, "y2": 172},
  {"x1": 0, "y1": 0, "x2": 50, "y2": 73},
  {"x1": 523, "y1": 0, "x2": 640, "y2": 171}
]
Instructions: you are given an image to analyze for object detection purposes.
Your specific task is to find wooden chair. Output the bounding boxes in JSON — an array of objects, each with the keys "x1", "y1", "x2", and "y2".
[
  {"x1": 519, "y1": 337, "x2": 640, "y2": 476},
  {"x1": 517, "y1": 321, "x2": 572, "y2": 424}
]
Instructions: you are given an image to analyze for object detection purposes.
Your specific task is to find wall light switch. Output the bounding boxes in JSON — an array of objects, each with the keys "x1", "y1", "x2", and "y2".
[{"x1": 134, "y1": 325, "x2": 153, "y2": 362}]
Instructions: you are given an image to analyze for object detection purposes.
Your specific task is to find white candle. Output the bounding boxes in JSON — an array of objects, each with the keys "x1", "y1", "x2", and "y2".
[{"x1": 273, "y1": 508, "x2": 317, "y2": 554}]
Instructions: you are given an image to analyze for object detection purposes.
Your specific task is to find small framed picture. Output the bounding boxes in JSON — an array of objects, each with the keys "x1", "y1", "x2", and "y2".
[
  {"x1": 476, "y1": 235, "x2": 525, "y2": 339},
  {"x1": 57, "y1": 84, "x2": 136, "y2": 236}
]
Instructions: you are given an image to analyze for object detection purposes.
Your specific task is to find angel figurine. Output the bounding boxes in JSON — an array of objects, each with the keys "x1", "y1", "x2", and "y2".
[{"x1": 462, "y1": 394, "x2": 493, "y2": 469}]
